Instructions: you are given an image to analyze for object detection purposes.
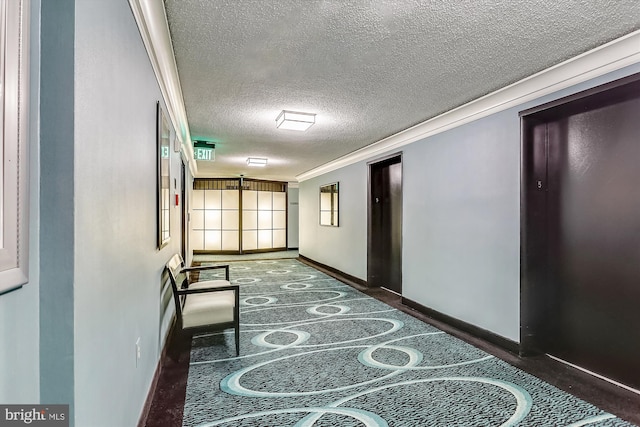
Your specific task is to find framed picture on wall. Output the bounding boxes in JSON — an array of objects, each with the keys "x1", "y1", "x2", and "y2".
[{"x1": 157, "y1": 101, "x2": 171, "y2": 249}]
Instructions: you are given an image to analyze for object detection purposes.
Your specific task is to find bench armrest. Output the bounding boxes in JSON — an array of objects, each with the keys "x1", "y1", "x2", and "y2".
[
  {"x1": 182, "y1": 265, "x2": 228, "y2": 272},
  {"x1": 181, "y1": 264, "x2": 230, "y2": 280},
  {"x1": 176, "y1": 284, "x2": 239, "y2": 295}
]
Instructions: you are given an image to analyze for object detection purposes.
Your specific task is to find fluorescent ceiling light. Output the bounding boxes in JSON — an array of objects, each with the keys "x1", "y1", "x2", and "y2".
[
  {"x1": 247, "y1": 157, "x2": 268, "y2": 167},
  {"x1": 276, "y1": 110, "x2": 316, "y2": 131}
]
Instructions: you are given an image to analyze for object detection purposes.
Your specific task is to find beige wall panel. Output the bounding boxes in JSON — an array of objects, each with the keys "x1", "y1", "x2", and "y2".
[
  {"x1": 204, "y1": 210, "x2": 222, "y2": 229},
  {"x1": 258, "y1": 211, "x2": 272, "y2": 230},
  {"x1": 222, "y1": 231, "x2": 239, "y2": 250},
  {"x1": 222, "y1": 190, "x2": 240, "y2": 209},
  {"x1": 243, "y1": 190, "x2": 258, "y2": 210},
  {"x1": 192, "y1": 189, "x2": 206, "y2": 209},
  {"x1": 243, "y1": 210, "x2": 258, "y2": 230},
  {"x1": 273, "y1": 192, "x2": 286, "y2": 210},
  {"x1": 204, "y1": 189, "x2": 222, "y2": 209},
  {"x1": 242, "y1": 230, "x2": 258, "y2": 250},
  {"x1": 222, "y1": 210, "x2": 240, "y2": 230},
  {"x1": 258, "y1": 191, "x2": 272, "y2": 210}
]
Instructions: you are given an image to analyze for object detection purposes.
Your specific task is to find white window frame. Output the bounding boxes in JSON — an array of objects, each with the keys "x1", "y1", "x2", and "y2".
[{"x1": 0, "y1": 0, "x2": 29, "y2": 294}]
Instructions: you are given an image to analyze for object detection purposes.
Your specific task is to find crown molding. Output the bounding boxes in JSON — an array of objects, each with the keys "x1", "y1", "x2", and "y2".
[
  {"x1": 297, "y1": 30, "x2": 640, "y2": 182},
  {"x1": 128, "y1": 0, "x2": 197, "y2": 177}
]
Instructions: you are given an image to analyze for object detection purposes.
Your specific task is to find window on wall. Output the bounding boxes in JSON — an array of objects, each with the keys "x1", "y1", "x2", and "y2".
[
  {"x1": 0, "y1": 0, "x2": 30, "y2": 294},
  {"x1": 191, "y1": 179, "x2": 287, "y2": 253}
]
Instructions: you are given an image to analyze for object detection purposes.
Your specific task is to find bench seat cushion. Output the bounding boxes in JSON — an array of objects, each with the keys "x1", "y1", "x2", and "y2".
[
  {"x1": 182, "y1": 289, "x2": 235, "y2": 329},
  {"x1": 188, "y1": 280, "x2": 231, "y2": 290}
]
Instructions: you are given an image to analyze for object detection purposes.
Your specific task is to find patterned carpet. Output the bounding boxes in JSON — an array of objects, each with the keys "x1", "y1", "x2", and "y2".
[{"x1": 182, "y1": 259, "x2": 634, "y2": 427}]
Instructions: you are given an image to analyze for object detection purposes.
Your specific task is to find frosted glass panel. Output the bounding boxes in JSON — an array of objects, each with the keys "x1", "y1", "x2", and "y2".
[
  {"x1": 242, "y1": 230, "x2": 258, "y2": 250},
  {"x1": 222, "y1": 210, "x2": 239, "y2": 230},
  {"x1": 192, "y1": 190, "x2": 205, "y2": 209},
  {"x1": 204, "y1": 230, "x2": 222, "y2": 250},
  {"x1": 191, "y1": 230, "x2": 205, "y2": 250},
  {"x1": 273, "y1": 211, "x2": 286, "y2": 229},
  {"x1": 192, "y1": 210, "x2": 205, "y2": 229},
  {"x1": 205, "y1": 210, "x2": 222, "y2": 229},
  {"x1": 258, "y1": 230, "x2": 272, "y2": 249},
  {"x1": 258, "y1": 192, "x2": 272, "y2": 210},
  {"x1": 222, "y1": 231, "x2": 239, "y2": 250},
  {"x1": 204, "y1": 190, "x2": 222, "y2": 209},
  {"x1": 192, "y1": 182, "x2": 288, "y2": 253},
  {"x1": 243, "y1": 190, "x2": 258, "y2": 210},
  {"x1": 258, "y1": 211, "x2": 272, "y2": 229},
  {"x1": 222, "y1": 190, "x2": 239, "y2": 209},
  {"x1": 243, "y1": 211, "x2": 258, "y2": 230},
  {"x1": 273, "y1": 229, "x2": 286, "y2": 248},
  {"x1": 273, "y1": 192, "x2": 286, "y2": 210}
]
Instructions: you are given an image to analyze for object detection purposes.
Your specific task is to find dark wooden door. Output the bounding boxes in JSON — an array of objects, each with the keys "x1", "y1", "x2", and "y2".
[
  {"x1": 368, "y1": 156, "x2": 402, "y2": 293},
  {"x1": 522, "y1": 75, "x2": 640, "y2": 390}
]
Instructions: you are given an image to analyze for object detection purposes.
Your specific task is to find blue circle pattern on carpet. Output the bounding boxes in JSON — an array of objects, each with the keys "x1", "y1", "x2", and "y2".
[{"x1": 182, "y1": 260, "x2": 634, "y2": 427}]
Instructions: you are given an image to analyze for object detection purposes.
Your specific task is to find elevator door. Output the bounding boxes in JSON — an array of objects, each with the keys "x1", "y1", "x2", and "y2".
[
  {"x1": 525, "y1": 78, "x2": 640, "y2": 390},
  {"x1": 369, "y1": 156, "x2": 402, "y2": 293}
]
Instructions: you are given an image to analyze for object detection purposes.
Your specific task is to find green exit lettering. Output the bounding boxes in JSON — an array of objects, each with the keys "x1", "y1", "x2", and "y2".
[{"x1": 194, "y1": 147, "x2": 213, "y2": 161}]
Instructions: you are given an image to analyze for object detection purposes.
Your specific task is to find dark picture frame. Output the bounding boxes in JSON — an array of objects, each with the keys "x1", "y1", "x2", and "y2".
[
  {"x1": 319, "y1": 182, "x2": 339, "y2": 226},
  {"x1": 157, "y1": 101, "x2": 171, "y2": 249}
]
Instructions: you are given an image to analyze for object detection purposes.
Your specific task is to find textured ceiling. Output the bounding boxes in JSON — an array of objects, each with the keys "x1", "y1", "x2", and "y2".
[{"x1": 164, "y1": 0, "x2": 640, "y2": 182}]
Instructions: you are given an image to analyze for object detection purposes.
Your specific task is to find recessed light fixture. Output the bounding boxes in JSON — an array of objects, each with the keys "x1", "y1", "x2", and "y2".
[
  {"x1": 275, "y1": 110, "x2": 316, "y2": 131},
  {"x1": 247, "y1": 157, "x2": 268, "y2": 167}
]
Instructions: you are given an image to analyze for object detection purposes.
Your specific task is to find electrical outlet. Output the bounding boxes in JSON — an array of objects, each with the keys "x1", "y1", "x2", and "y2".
[{"x1": 136, "y1": 337, "x2": 141, "y2": 367}]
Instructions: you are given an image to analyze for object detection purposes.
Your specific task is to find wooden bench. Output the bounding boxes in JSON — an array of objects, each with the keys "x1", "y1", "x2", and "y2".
[{"x1": 165, "y1": 254, "x2": 239, "y2": 356}]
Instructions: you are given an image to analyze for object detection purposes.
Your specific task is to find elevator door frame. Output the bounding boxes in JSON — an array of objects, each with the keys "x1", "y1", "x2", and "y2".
[
  {"x1": 367, "y1": 153, "x2": 403, "y2": 293},
  {"x1": 520, "y1": 72, "x2": 640, "y2": 357}
]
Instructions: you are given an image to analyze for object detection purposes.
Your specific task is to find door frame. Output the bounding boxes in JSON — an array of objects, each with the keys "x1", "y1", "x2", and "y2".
[
  {"x1": 367, "y1": 152, "x2": 403, "y2": 291},
  {"x1": 181, "y1": 159, "x2": 189, "y2": 262},
  {"x1": 519, "y1": 72, "x2": 640, "y2": 356}
]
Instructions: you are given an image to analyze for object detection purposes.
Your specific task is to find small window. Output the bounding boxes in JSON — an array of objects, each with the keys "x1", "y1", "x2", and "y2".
[{"x1": 0, "y1": 0, "x2": 30, "y2": 294}]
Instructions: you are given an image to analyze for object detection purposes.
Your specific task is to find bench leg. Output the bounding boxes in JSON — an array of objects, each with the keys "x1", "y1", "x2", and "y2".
[
  {"x1": 234, "y1": 287, "x2": 240, "y2": 357},
  {"x1": 234, "y1": 308, "x2": 240, "y2": 357}
]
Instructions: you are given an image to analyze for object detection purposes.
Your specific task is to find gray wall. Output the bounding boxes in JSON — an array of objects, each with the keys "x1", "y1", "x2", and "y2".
[
  {"x1": 299, "y1": 63, "x2": 640, "y2": 343},
  {"x1": 402, "y1": 111, "x2": 520, "y2": 339},
  {"x1": 73, "y1": 1, "x2": 183, "y2": 425},
  {"x1": 1, "y1": 0, "x2": 183, "y2": 424},
  {"x1": 39, "y1": 0, "x2": 76, "y2": 409},
  {"x1": 300, "y1": 162, "x2": 368, "y2": 279}
]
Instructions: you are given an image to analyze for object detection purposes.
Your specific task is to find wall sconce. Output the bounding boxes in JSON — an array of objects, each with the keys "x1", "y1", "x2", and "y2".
[
  {"x1": 247, "y1": 157, "x2": 268, "y2": 167},
  {"x1": 276, "y1": 110, "x2": 316, "y2": 131}
]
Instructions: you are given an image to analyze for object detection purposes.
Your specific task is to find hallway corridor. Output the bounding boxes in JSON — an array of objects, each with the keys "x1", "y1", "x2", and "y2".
[{"x1": 142, "y1": 259, "x2": 640, "y2": 426}]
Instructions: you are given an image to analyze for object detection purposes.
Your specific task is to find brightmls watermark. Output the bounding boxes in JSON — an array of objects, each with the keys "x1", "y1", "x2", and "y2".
[{"x1": 0, "y1": 405, "x2": 68, "y2": 426}]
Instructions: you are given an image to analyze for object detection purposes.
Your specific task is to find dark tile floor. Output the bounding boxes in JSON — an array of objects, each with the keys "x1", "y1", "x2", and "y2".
[{"x1": 141, "y1": 261, "x2": 640, "y2": 426}]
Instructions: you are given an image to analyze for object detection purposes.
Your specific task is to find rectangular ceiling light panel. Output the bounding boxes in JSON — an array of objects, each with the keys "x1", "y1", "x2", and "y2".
[
  {"x1": 276, "y1": 110, "x2": 315, "y2": 131},
  {"x1": 247, "y1": 157, "x2": 268, "y2": 167}
]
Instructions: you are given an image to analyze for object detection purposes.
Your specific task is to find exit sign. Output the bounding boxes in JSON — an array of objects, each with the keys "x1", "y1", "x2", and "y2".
[{"x1": 194, "y1": 146, "x2": 214, "y2": 161}]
